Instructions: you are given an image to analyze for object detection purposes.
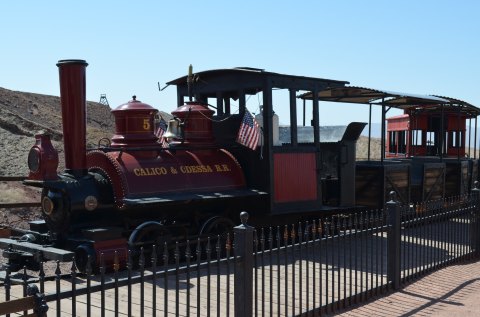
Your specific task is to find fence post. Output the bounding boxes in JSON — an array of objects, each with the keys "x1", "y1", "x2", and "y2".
[
  {"x1": 386, "y1": 191, "x2": 401, "y2": 289},
  {"x1": 471, "y1": 181, "x2": 480, "y2": 256},
  {"x1": 234, "y1": 211, "x2": 254, "y2": 317}
]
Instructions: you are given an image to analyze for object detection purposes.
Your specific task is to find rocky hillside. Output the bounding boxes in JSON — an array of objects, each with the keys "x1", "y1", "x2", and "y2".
[
  {"x1": 357, "y1": 136, "x2": 381, "y2": 160},
  {"x1": 0, "y1": 87, "x2": 116, "y2": 176}
]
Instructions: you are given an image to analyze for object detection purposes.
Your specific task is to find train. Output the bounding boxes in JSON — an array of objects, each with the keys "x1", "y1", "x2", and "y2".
[{"x1": 1, "y1": 60, "x2": 479, "y2": 271}]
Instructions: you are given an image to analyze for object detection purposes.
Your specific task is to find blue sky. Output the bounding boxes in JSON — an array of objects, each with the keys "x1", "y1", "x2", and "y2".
[{"x1": 1, "y1": 1, "x2": 479, "y2": 126}]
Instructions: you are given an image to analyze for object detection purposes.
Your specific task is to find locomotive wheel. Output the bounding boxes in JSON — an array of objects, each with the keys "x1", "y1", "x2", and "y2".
[
  {"x1": 128, "y1": 221, "x2": 172, "y2": 253},
  {"x1": 198, "y1": 216, "x2": 235, "y2": 259},
  {"x1": 199, "y1": 216, "x2": 235, "y2": 238}
]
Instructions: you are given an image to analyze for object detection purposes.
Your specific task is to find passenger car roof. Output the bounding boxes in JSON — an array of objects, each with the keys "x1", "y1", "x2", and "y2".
[{"x1": 299, "y1": 86, "x2": 480, "y2": 116}]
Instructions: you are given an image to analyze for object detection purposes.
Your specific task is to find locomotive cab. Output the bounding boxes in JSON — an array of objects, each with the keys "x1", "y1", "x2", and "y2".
[{"x1": 166, "y1": 67, "x2": 364, "y2": 224}]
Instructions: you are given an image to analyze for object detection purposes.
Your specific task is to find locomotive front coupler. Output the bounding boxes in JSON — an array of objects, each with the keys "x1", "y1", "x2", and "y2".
[
  {"x1": 0, "y1": 235, "x2": 74, "y2": 272},
  {"x1": 6, "y1": 225, "x2": 52, "y2": 246}
]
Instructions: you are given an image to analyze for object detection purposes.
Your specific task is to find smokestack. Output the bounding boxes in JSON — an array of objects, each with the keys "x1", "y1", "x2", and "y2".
[{"x1": 56, "y1": 59, "x2": 88, "y2": 177}]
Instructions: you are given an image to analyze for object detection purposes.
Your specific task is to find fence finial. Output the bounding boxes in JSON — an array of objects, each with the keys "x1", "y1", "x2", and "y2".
[
  {"x1": 389, "y1": 191, "x2": 397, "y2": 202},
  {"x1": 240, "y1": 211, "x2": 249, "y2": 225},
  {"x1": 27, "y1": 283, "x2": 39, "y2": 296}
]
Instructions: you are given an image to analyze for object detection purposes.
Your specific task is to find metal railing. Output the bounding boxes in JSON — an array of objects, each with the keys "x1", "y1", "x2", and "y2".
[{"x1": 1, "y1": 192, "x2": 480, "y2": 316}]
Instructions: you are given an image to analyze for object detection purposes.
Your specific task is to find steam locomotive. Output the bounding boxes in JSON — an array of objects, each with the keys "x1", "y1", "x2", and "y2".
[
  {"x1": 1, "y1": 60, "x2": 478, "y2": 271},
  {"x1": 3, "y1": 61, "x2": 271, "y2": 270}
]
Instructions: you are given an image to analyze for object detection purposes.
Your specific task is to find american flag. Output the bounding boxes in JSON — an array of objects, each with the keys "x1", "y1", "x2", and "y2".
[
  {"x1": 236, "y1": 109, "x2": 260, "y2": 150},
  {"x1": 155, "y1": 117, "x2": 169, "y2": 148}
]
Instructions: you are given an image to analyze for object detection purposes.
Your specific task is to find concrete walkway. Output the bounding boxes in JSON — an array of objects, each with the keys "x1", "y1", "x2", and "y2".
[{"x1": 336, "y1": 258, "x2": 480, "y2": 316}]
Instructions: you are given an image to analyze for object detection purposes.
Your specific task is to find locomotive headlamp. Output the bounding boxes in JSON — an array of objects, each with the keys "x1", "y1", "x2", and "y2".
[
  {"x1": 26, "y1": 134, "x2": 59, "y2": 181},
  {"x1": 42, "y1": 196, "x2": 55, "y2": 216},
  {"x1": 28, "y1": 148, "x2": 41, "y2": 172}
]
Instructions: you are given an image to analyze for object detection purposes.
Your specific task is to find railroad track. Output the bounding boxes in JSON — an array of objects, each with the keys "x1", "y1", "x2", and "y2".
[
  {"x1": 0, "y1": 202, "x2": 41, "y2": 208},
  {"x1": 0, "y1": 176, "x2": 26, "y2": 181}
]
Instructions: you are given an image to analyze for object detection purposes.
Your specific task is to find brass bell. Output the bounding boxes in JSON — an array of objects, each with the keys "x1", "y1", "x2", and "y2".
[{"x1": 163, "y1": 118, "x2": 183, "y2": 141}]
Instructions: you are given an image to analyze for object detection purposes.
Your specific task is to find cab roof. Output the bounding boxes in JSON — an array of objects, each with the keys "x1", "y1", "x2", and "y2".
[{"x1": 167, "y1": 67, "x2": 349, "y2": 98}]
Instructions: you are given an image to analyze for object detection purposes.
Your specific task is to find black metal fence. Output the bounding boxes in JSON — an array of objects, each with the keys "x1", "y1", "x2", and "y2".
[{"x1": 1, "y1": 191, "x2": 480, "y2": 316}]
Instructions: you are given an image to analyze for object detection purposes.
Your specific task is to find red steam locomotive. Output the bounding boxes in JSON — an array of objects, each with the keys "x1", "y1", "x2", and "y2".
[{"x1": 8, "y1": 61, "x2": 269, "y2": 270}]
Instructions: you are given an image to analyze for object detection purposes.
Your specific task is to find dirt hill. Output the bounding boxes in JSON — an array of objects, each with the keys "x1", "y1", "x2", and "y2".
[
  {"x1": 357, "y1": 135, "x2": 381, "y2": 160},
  {"x1": 0, "y1": 87, "x2": 116, "y2": 176}
]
